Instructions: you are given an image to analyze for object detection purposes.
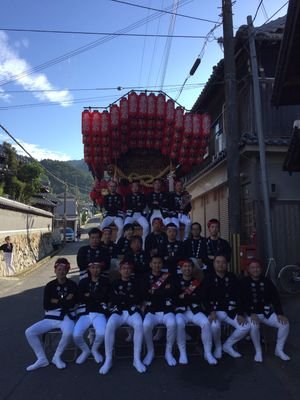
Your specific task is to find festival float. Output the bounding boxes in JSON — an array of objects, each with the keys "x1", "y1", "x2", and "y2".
[{"x1": 81, "y1": 91, "x2": 211, "y2": 208}]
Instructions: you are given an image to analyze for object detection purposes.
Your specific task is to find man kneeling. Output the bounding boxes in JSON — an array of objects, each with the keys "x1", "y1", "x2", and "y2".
[{"x1": 100, "y1": 261, "x2": 146, "y2": 374}]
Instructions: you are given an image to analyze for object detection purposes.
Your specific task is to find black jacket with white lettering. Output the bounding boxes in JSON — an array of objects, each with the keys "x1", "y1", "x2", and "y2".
[{"x1": 43, "y1": 278, "x2": 78, "y2": 320}]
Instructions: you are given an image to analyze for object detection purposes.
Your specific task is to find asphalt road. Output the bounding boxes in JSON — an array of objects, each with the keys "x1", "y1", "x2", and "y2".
[{"x1": 0, "y1": 238, "x2": 299, "y2": 400}]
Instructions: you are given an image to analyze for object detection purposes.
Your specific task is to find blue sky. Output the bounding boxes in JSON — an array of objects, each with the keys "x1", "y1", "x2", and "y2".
[{"x1": 0, "y1": 0, "x2": 288, "y2": 161}]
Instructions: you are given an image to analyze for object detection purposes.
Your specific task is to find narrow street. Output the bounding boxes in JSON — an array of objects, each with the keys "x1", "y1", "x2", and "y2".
[{"x1": 0, "y1": 238, "x2": 299, "y2": 400}]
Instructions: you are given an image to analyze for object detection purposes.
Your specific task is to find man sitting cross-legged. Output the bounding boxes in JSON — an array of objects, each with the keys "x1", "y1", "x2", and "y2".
[
  {"x1": 142, "y1": 255, "x2": 177, "y2": 367},
  {"x1": 99, "y1": 261, "x2": 146, "y2": 374},
  {"x1": 174, "y1": 259, "x2": 217, "y2": 365},
  {"x1": 73, "y1": 261, "x2": 110, "y2": 365}
]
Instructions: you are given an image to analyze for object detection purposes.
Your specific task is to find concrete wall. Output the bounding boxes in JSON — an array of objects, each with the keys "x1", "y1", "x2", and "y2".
[{"x1": 0, "y1": 197, "x2": 55, "y2": 276}]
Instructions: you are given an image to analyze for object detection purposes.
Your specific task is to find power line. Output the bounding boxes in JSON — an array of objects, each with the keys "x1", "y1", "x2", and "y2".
[
  {"x1": 0, "y1": 84, "x2": 207, "y2": 111},
  {"x1": 110, "y1": 0, "x2": 219, "y2": 23},
  {"x1": 175, "y1": 19, "x2": 223, "y2": 100},
  {"x1": 0, "y1": 0, "x2": 192, "y2": 87},
  {"x1": 253, "y1": 0, "x2": 264, "y2": 23},
  {"x1": 0, "y1": 27, "x2": 207, "y2": 39},
  {"x1": 2, "y1": 82, "x2": 206, "y2": 94}
]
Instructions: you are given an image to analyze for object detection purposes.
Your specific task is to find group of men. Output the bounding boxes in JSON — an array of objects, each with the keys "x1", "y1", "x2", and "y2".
[
  {"x1": 24, "y1": 179, "x2": 290, "y2": 373},
  {"x1": 25, "y1": 225, "x2": 290, "y2": 374},
  {"x1": 100, "y1": 178, "x2": 193, "y2": 244}
]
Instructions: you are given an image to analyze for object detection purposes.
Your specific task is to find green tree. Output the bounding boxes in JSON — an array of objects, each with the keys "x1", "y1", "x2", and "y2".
[{"x1": 17, "y1": 162, "x2": 43, "y2": 202}]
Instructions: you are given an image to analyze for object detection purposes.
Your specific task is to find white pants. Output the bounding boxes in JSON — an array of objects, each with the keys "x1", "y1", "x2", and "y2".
[
  {"x1": 101, "y1": 216, "x2": 124, "y2": 243},
  {"x1": 247, "y1": 313, "x2": 289, "y2": 354},
  {"x1": 210, "y1": 311, "x2": 250, "y2": 349},
  {"x1": 104, "y1": 311, "x2": 143, "y2": 361},
  {"x1": 3, "y1": 252, "x2": 15, "y2": 276},
  {"x1": 176, "y1": 310, "x2": 214, "y2": 356},
  {"x1": 25, "y1": 316, "x2": 74, "y2": 360},
  {"x1": 143, "y1": 312, "x2": 176, "y2": 354},
  {"x1": 124, "y1": 213, "x2": 149, "y2": 246},
  {"x1": 73, "y1": 313, "x2": 106, "y2": 354}
]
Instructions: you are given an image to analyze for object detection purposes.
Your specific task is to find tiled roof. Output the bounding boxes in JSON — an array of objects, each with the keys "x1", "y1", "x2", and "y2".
[{"x1": 239, "y1": 133, "x2": 290, "y2": 146}]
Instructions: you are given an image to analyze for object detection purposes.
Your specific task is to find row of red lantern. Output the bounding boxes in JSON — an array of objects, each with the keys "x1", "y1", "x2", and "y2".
[
  {"x1": 82, "y1": 112, "x2": 210, "y2": 163},
  {"x1": 82, "y1": 92, "x2": 211, "y2": 167}
]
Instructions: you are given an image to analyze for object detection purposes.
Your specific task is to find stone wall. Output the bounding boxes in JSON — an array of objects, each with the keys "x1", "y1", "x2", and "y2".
[
  {"x1": 0, "y1": 196, "x2": 55, "y2": 277},
  {"x1": 0, "y1": 232, "x2": 54, "y2": 276}
]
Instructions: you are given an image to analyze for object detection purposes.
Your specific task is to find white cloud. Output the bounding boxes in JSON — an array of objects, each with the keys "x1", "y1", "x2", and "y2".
[
  {"x1": 0, "y1": 31, "x2": 73, "y2": 106},
  {"x1": 17, "y1": 140, "x2": 71, "y2": 161},
  {"x1": 0, "y1": 87, "x2": 11, "y2": 102},
  {"x1": 0, "y1": 132, "x2": 71, "y2": 161},
  {"x1": 14, "y1": 38, "x2": 29, "y2": 49}
]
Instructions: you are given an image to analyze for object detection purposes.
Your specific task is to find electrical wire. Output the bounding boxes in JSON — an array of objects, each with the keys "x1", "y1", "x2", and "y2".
[
  {"x1": 0, "y1": 27, "x2": 208, "y2": 39},
  {"x1": 1, "y1": 82, "x2": 206, "y2": 94},
  {"x1": 159, "y1": 0, "x2": 180, "y2": 90},
  {"x1": 175, "y1": 18, "x2": 223, "y2": 101},
  {"x1": 0, "y1": 0, "x2": 193, "y2": 88},
  {"x1": 0, "y1": 83, "x2": 206, "y2": 111},
  {"x1": 110, "y1": 0, "x2": 219, "y2": 23},
  {"x1": 253, "y1": 0, "x2": 264, "y2": 23}
]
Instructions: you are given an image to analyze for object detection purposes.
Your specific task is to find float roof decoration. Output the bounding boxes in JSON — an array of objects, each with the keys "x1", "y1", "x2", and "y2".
[{"x1": 82, "y1": 91, "x2": 211, "y2": 179}]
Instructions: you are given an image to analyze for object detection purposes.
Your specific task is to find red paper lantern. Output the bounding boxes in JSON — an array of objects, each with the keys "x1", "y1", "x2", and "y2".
[
  {"x1": 156, "y1": 93, "x2": 166, "y2": 119},
  {"x1": 202, "y1": 113, "x2": 211, "y2": 138},
  {"x1": 91, "y1": 110, "x2": 101, "y2": 144},
  {"x1": 174, "y1": 107, "x2": 184, "y2": 130},
  {"x1": 147, "y1": 93, "x2": 156, "y2": 118},
  {"x1": 110, "y1": 104, "x2": 120, "y2": 129},
  {"x1": 120, "y1": 98, "x2": 129, "y2": 121},
  {"x1": 128, "y1": 92, "x2": 138, "y2": 116},
  {"x1": 166, "y1": 99, "x2": 175, "y2": 125},
  {"x1": 192, "y1": 114, "x2": 202, "y2": 138},
  {"x1": 82, "y1": 110, "x2": 91, "y2": 135},
  {"x1": 138, "y1": 93, "x2": 147, "y2": 117}
]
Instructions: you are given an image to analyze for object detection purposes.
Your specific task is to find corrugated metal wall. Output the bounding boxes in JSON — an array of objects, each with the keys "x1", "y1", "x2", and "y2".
[
  {"x1": 271, "y1": 201, "x2": 300, "y2": 270},
  {"x1": 191, "y1": 185, "x2": 229, "y2": 240}
]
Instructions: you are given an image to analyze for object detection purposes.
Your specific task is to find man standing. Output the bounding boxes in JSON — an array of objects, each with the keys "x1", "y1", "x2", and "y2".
[
  {"x1": 144, "y1": 217, "x2": 168, "y2": 260},
  {"x1": 206, "y1": 219, "x2": 231, "y2": 271},
  {"x1": 159, "y1": 223, "x2": 184, "y2": 275},
  {"x1": 167, "y1": 180, "x2": 192, "y2": 240},
  {"x1": 0, "y1": 236, "x2": 15, "y2": 276},
  {"x1": 147, "y1": 179, "x2": 169, "y2": 227},
  {"x1": 183, "y1": 222, "x2": 208, "y2": 273},
  {"x1": 25, "y1": 258, "x2": 78, "y2": 371},
  {"x1": 101, "y1": 180, "x2": 124, "y2": 243},
  {"x1": 124, "y1": 181, "x2": 149, "y2": 246},
  {"x1": 77, "y1": 228, "x2": 110, "y2": 280}
]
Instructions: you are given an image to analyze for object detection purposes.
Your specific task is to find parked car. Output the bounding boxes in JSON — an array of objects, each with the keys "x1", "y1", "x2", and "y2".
[{"x1": 60, "y1": 227, "x2": 75, "y2": 242}]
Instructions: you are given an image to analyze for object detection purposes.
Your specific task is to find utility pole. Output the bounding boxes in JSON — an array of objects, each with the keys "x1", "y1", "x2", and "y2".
[
  {"x1": 222, "y1": 0, "x2": 241, "y2": 273},
  {"x1": 63, "y1": 183, "x2": 67, "y2": 244},
  {"x1": 247, "y1": 15, "x2": 275, "y2": 282}
]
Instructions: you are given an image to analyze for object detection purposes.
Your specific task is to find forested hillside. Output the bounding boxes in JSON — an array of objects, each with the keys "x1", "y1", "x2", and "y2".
[{"x1": 40, "y1": 159, "x2": 94, "y2": 200}]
